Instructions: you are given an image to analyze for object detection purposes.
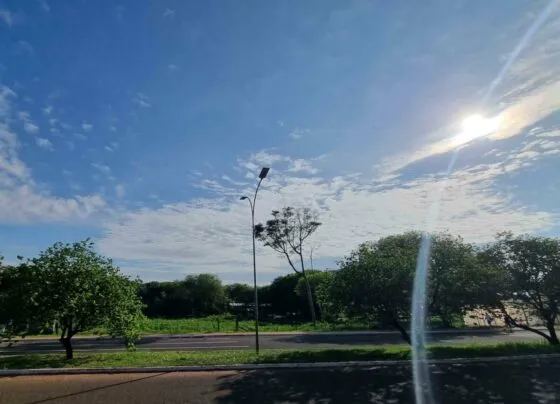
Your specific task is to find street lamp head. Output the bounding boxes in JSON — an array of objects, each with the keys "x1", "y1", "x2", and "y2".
[
  {"x1": 240, "y1": 196, "x2": 248, "y2": 200},
  {"x1": 259, "y1": 167, "x2": 270, "y2": 179}
]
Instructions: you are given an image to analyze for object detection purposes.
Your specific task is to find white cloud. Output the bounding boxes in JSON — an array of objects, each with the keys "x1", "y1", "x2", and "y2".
[
  {"x1": 375, "y1": 12, "x2": 560, "y2": 177},
  {"x1": 43, "y1": 105, "x2": 53, "y2": 115},
  {"x1": 168, "y1": 64, "x2": 178, "y2": 71},
  {"x1": 288, "y1": 159, "x2": 319, "y2": 174},
  {"x1": 162, "y1": 8, "x2": 175, "y2": 18},
  {"x1": 289, "y1": 128, "x2": 310, "y2": 140},
  {"x1": 18, "y1": 111, "x2": 30, "y2": 121},
  {"x1": 97, "y1": 147, "x2": 554, "y2": 278},
  {"x1": 15, "y1": 40, "x2": 34, "y2": 56},
  {"x1": 0, "y1": 10, "x2": 12, "y2": 27},
  {"x1": 115, "y1": 184, "x2": 125, "y2": 199},
  {"x1": 24, "y1": 122, "x2": 39, "y2": 134},
  {"x1": 82, "y1": 123, "x2": 93, "y2": 132},
  {"x1": 91, "y1": 162, "x2": 111, "y2": 175},
  {"x1": 0, "y1": 87, "x2": 16, "y2": 116},
  {"x1": 38, "y1": 0, "x2": 50, "y2": 12},
  {"x1": 0, "y1": 188, "x2": 106, "y2": 224},
  {"x1": 73, "y1": 132, "x2": 87, "y2": 140},
  {"x1": 132, "y1": 93, "x2": 151, "y2": 108},
  {"x1": 0, "y1": 84, "x2": 107, "y2": 224},
  {"x1": 35, "y1": 137, "x2": 53, "y2": 151},
  {"x1": 18, "y1": 110, "x2": 40, "y2": 134},
  {"x1": 104, "y1": 142, "x2": 119, "y2": 152},
  {"x1": 0, "y1": 123, "x2": 30, "y2": 185}
]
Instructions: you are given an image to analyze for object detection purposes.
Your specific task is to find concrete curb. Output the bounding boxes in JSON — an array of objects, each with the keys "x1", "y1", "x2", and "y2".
[{"x1": 2, "y1": 353, "x2": 559, "y2": 377}]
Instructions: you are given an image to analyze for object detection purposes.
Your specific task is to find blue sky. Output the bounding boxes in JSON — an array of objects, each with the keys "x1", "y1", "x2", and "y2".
[{"x1": 1, "y1": 0, "x2": 560, "y2": 284}]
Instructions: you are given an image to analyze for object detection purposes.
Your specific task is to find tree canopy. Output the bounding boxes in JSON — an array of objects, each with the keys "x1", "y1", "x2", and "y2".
[
  {"x1": 1, "y1": 240, "x2": 145, "y2": 359},
  {"x1": 479, "y1": 232, "x2": 560, "y2": 344},
  {"x1": 255, "y1": 206, "x2": 321, "y2": 323}
]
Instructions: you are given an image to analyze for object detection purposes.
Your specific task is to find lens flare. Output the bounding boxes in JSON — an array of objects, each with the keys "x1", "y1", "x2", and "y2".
[{"x1": 451, "y1": 114, "x2": 502, "y2": 146}]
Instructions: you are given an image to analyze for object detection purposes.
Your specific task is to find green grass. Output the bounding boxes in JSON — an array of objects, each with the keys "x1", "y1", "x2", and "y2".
[
  {"x1": 1, "y1": 342, "x2": 559, "y2": 370},
  {"x1": 83, "y1": 316, "x2": 468, "y2": 336},
  {"x1": 23, "y1": 315, "x2": 469, "y2": 337},
  {"x1": 77, "y1": 318, "x2": 386, "y2": 336}
]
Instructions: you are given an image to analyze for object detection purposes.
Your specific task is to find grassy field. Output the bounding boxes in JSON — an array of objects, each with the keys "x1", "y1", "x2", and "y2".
[
  {"x1": 56, "y1": 316, "x2": 467, "y2": 336},
  {"x1": 54, "y1": 318, "x2": 394, "y2": 336},
  {"x1": 132, "y1": 318, "x2": 375, "y2": 334},
  {"x1": 1, "y1": 342, "x2": 559, "y2": 370}
]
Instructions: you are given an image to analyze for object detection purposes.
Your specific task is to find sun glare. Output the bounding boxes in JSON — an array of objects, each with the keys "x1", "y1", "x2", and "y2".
[{"x1": 452, "y1": 114, "x2": 502, "y2": 146}]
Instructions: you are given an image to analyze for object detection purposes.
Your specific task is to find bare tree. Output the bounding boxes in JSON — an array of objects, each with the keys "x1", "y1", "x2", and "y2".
[{"x1": 254, "y1": 207, "x2": 321, "y2": 324}]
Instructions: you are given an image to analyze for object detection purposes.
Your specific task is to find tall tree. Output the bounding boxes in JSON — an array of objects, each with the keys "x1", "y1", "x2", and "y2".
[
  {"x1": 325, "y1": 233, "x2": 420, "y2": 343},
  {"x1": 428, "y1": 234, "x2": 485, "y2": 327},
  {"x1": 254, "y1": 207, "x2": 321, "y2": 324},
  {"x1": 261, "y1": 273, "x2": 307, "y2": 319},
  {"x1": 183, "y1": 273, "x2": 227, "y2": 316},
  {"x1": 1, "y1": 260, "x2": 44, "y2": 338},
  {"x1": 294, "y1": 270, "x2": 333, "y2": 321},
  {"x1": 3, "y1": 240, "x2": 145, "y2": 359},
  {"x1": 480, "y1": 233, "x2": 560, "y2": 344}
]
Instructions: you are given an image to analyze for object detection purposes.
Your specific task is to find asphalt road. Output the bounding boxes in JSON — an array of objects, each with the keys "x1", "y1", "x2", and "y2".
[
  {"x1": 0, "y1": 329, "x2": 545, "y2": 355},
  {"x1": 1, "y1": 356, "x2": 559, "y2": 403}
]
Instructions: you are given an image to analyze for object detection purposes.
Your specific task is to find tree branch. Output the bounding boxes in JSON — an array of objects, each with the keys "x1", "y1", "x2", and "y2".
[{"x1": 499, "y1": 303, "x2": 552, "y2": 343}]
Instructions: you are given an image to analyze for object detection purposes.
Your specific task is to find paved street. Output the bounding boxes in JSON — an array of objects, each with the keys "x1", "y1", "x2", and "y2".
[
  {"x1": 1, "y1": 356, "x2": 559, "y2": 403},
  {"x1": 0, "y1": 329, "x2": 544, "y2": 355}
]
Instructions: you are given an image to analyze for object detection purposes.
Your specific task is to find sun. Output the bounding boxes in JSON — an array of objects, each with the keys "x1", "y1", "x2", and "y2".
[{"x1": 452, "y1": 114, "x2": 502, "y2": 146}]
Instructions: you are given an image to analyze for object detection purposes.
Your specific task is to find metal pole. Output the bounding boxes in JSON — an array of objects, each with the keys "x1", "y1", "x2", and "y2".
[
  {"x1": 251, "y1": 178, "x2": 263, "y2": 355},
  {"x1": 251, "y1": 203, "x2": 259, "y2": 354}
]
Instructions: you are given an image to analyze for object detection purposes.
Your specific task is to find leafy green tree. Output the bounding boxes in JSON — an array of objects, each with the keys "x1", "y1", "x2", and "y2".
[
  {"x1": 139, "y1": 275, "x2": 226, "y2": 318},
  {"x1": 183, "y1": 274, "x2": 227, "y2": 315},
  {"x1": 294, "y1": 270, "x2": 334, "y2": 321},
  {"x1": 4, "y1": 240, "x2": 145, "y2": 359},
  {"x1": 260, "y1": 273, "x2": 307, "y2": 319},
  {"x1": 255, "y1": 207, "x2": 321, "y2": 324},
  {"x1": 105, "y1": 277, "x2": 145, "y2": 350},
  {"x1": 0, "y1": 261, "x2": 42, "y2": 338},
  {"x1": 326, "y1": 233, "x2": 420, "y2": 343},
  {"x1": 480, "y1": 233, "x2": 560, "y2": 344},
  {"x1": 225, "y1": 283, "x2": 253, "y2": 305},
  {"x1": 427, "y1": 234, "x2": 486, "y2": 327},
  {"x1": 225, "y1": 283, "x2": 254, "y2": 316}
]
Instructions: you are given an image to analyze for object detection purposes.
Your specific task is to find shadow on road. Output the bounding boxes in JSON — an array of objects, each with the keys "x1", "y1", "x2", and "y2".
[{"x1": 215, "y1": 358, "x2": 560, "y2": 403}]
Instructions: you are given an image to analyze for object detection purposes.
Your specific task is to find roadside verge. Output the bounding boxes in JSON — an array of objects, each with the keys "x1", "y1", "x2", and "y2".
[
  {"x1": 2, "y1": 353, "x2": 560, "y2": 377},
  {"x1": 3, "y1": 327, "x2": 511, "y2": 342},
  {"x1": 2, "y1": 341, "x2": 559, "y2": 376}
]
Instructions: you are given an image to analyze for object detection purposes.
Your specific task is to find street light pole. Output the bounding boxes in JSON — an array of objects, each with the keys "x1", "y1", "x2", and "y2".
[{"x1": 240, "y1": 167, "x2": 269, "y2": 355}]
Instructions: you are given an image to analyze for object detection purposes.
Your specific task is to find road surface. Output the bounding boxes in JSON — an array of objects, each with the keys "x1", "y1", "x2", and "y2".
[
  {"x1": 1, "y1": 356, "x2": 559, "y2": 403},
  {"x1": 0, "y1": 329, "x2": 544, "y2": 355}
]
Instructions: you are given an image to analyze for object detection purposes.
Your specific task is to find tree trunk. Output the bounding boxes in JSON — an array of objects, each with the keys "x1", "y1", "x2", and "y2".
[
  {"x1": 440, "y1": 313, "x2": 453, "y2": 329},
  {"x1": 60, "y1": 337, "x2": 73, "y2": 360},
  {"x1": 391, "y1": 318, "x2": 411, "y2": 345},
  {"x1": 301, "y1": 270, "x2": 317, "y2": 325},
  {"x1": 498, "y1": 303, "x2": 557, "y2": 344},
  {"x1": 546, "y1": 321, "x2": 559, "y2": 345}
]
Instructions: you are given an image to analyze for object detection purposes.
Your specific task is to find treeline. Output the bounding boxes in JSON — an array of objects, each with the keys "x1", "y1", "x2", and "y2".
[
  {"x1": 136, "y1": 231, "x2": 560, "y2": 346},
  {"x1": 139, "y1": 271, "x2": 327, "y2": 321},
  {"x1": 1, "y1": 230, "x2": 559, "y2": 363}
]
